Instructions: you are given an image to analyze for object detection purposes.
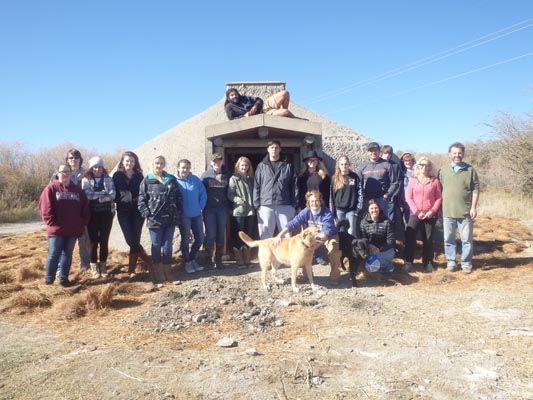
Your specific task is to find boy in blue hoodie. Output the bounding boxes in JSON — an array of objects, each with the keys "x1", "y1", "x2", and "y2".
[{"x1": 176, "y1": 159, "x2": 207, "y2": 274}]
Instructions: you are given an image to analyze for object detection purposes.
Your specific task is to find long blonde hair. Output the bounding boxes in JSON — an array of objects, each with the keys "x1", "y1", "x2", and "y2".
[
  {"x1": 414, "y1": 157, "x2": 435, "y2": 183},
  {"x1": 332, "y1": 155, "x2": 350, "y2": 192},
  {"x1": 234, "y1": 156, "x2": 254, "y2": 178}
]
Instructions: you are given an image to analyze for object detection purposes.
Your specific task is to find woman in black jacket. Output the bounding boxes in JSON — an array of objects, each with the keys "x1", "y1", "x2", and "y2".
[
  {"x1": 113, "y1": 151, "x2": 151, "y2": 276},
  {"x1": 138, "y1": 155, "x2": 183, "y2": 283},
  {"x1": 297, "y1": 150, "x2": 331, "y2": 210},
  {"x1": 360, "y1": 199, "x2": 395, "y2": 274}
]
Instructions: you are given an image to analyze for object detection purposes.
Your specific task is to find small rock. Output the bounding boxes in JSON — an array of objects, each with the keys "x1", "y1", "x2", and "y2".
[
  {"x1": 216, "y1": 337, "x2": 237, "y2": 348},
  {"x1": 192, "y1": 314, "x2": 207, "y2": 323},
  {"x1": 245, "y1": 348, "x2": 260, "y2": 356},
  {"x1": 311, "y1": 376, "x2": 324, "y2": 385}
]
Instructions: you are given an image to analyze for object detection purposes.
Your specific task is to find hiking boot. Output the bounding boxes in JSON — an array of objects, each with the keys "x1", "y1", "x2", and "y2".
[
  {"x1": 446, "y1": 261, "x2": 458, "y2": 272},
  {"x1": 402, "y1": 261, "x2": 414, "y2": 272},
  {"x1": 185, "y1": 261, "x2": 196, "y2": 274},
  {"x1": 425, "y1": 262, "x2": 434, "y2": 273}
]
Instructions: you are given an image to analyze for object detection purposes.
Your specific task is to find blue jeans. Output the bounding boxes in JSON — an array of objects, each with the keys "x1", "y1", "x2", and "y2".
[
  {"x1": 117, "y1": 209, "x2": 145, "y2": 254},
  {"x1": 377, "y1": 248, "x2": 395, "y2": 274},
  {"x1": 334, "y1": 209, "x2": 358, "y2": 237},
  {"x1": 179, "y1": 215, "x2": 205, "y2": 262},
  {"x1": 203, "y1": 207, "x2": 229, "y2": 248},
  {"x1": 443, "y1": 217, "x2": 473, "y2": 265},
  {"x1": 149, "y1": 226, "x2": 175, "y2": 264},
  {"x1": 45, "y1": 236, "x2": 77, "y2": 283},
  {"x1": 59, "y1": 231, "x2": 90, "y2": 270},
  {"x1": 233, "y1": 215, "x2": 254, "y2": 249}
]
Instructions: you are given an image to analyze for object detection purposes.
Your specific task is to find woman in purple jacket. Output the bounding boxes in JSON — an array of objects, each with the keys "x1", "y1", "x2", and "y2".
[{"x1": 273, "y1": 190, "x2": 337, "y2": 264}]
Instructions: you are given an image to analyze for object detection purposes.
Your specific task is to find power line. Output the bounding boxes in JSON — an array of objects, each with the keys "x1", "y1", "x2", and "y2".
[
  {"x1": 303, "y1": 18, "x2": 533, "y2": 106},
  {"x1": 324, "y1": 51, "x2": 533, "y2": 116}
]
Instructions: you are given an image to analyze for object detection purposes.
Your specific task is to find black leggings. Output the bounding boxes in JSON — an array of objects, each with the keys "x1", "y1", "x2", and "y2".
[
  {"x1": 87, "y1": 212, "x2": 114, "y2": 263},
  {"x1": 404, "y1": 215, "x2": 436, "y2": 265}
]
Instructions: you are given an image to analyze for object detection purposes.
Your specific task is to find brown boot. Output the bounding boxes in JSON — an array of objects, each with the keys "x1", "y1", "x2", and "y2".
[
  {"x1": 128, "y1": 252, "x2": 138, "y2": 274},
  {"x1": 138, "y1": 247, "x2": 152, "y2": 271},
  {"x1": 162, "y1": 264, "x2": 176, "y2": 283},
  {"x1": 233, "y1": 247, "x2": 244, "y2": 267},
  {"x1": 153, "y1": 263, "x2": 165, "y2": 284}
]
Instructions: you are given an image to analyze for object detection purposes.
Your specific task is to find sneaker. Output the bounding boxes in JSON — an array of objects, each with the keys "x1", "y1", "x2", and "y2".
[
  {"x1": 214, "y1": 260, "x2": 223, "y2": 270},
  {"x1": 462, "y1": 263, "x2": 473, "y2": 274},
  {"x1": 191, "y1": 260, "x2": 204, "y2": 272},
  {"x1": 402, "y1": 262, "x2": 414, "y2": 272},
  {"x1": 185, "y1": 261, "x2": 196, "y2": 274},
  {"x1": 314, "y1": 257, "x2": 328, "y2": 266},
  {"x1": 425, "y1": 262, "x2": 434, "y2": 273},
  {"x1": 446, "y1": 261, "x2": 458, "y2": 272}
]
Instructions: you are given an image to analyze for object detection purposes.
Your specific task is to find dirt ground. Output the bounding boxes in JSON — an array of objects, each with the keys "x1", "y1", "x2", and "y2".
[{"x1": 0, "y1": 215, "x2": 532, "y2": 400}]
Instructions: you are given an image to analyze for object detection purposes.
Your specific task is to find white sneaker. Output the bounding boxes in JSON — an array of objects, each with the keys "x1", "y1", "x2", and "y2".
[
  {"x1": 185, "y1": 261, "x2": 196, "y2": 274},
  {"x1": 425, "y1": 262, "x2": 434, "y2": 272},
  {"x1": 191, "y1": 260, "x2": 204, "y2": 272},
  {"x1": 461, "y1": 263, "x2": 473, "y2": 274},
  {"x1": 446, "y1": 261, "x2": 458, "y2": 272},
  {"x1": 402, "y1": 262, "x2": 414, "y2": 272}
]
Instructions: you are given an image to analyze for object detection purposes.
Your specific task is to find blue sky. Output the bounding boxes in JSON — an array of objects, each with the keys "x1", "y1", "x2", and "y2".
[{"x1": 1, "y1": 1, "x2": 531, "y2": 155}]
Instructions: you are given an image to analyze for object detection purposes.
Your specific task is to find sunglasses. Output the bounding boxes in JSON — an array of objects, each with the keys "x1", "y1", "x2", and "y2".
[{"x1": 68, "y1": 156, "x2": 80, "y2": 160}]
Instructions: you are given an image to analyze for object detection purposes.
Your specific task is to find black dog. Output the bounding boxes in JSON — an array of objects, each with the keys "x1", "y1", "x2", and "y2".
[{"x1": 335, "y1": 220, "x2": 368, "y2": 287}]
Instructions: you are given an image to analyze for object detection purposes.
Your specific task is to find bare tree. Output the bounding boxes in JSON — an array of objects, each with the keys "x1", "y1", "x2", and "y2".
[{"x1": 483, "y1": 111, "x2": 533, "y2": 195}]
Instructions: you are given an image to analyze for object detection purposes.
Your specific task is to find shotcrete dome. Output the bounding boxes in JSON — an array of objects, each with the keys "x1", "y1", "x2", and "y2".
[{"x1": 108, "y1": 82, "x2": 374, "y2": 251}]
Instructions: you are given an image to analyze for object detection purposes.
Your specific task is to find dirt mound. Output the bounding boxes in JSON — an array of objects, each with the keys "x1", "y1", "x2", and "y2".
[{"x1": 0, "y1": 216, "x2": 532, "y2": 399}]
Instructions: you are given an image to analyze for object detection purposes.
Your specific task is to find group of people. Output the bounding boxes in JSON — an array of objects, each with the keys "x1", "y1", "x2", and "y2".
[
  {"x1": 254, "y1": 140, "x2": 479, "y2": 277},
  {"x1": 38, "y1": 139, "x2": 479, "y2": 287}
]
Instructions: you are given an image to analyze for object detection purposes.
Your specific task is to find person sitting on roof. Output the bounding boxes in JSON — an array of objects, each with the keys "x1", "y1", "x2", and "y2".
[{"x1": 224, "y1": 88, "x2": 296, "y2": 120}]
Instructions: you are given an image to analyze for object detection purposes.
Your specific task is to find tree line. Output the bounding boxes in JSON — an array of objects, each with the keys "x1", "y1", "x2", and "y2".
[{"x1": 0, "y1": 111, "x2": 531, "y2": 223}]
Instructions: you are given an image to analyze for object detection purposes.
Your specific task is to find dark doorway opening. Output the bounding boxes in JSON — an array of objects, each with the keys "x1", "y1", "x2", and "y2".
[{"x1": 222, "y1": 146, "x2": 302, "y2": 253}]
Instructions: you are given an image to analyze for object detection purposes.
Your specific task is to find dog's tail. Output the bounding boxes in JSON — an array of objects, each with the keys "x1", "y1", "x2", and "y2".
[
  {"x1": 238, "y1": 231, "x2": 259, "y2": 248},
  {"x1": 336, "y1": 218, "x2": 350, "y2": 233}
]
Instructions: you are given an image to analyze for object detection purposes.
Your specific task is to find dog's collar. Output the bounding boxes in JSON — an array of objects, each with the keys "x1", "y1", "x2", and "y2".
[{"x1": 300, "y1": 239, "x2": 311, "y2": 249}]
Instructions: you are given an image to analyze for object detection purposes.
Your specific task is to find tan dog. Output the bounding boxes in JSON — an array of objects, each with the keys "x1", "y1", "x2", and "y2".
[{"x1": 238, "y1": 227, "x2": 321, "y2": 292}]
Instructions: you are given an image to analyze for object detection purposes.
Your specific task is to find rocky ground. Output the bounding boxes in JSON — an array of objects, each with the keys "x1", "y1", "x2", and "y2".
[{"x1": 0, "y1": 215, "x2": 532, "y2": 399}]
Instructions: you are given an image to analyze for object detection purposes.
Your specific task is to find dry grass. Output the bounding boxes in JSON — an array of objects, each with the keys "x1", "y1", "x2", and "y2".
[
  {"x1": 0, "y1": 270, "x2": 15, "y2": 284},
  {"x1": 86, "y1": 284, "x2": 116, "y2": 310},
  {"x1": 0, "y1": 283, "x2": 24, "y2": 299},
  {"x1": 479, "y1": 190, "x2": 533, "y2": 221},
  {"x1": 16, "y1": 262, "x2": 43, "y2": 281},
  {"x1": 115, "y1": 281, "x2": 154, "y2": 296},
  {"x1": 52, "y1": 284, "x2": 117, "y2": 320},
  {"x1": 4, "y1": 288, "x2": 53, "y2": 311}
]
